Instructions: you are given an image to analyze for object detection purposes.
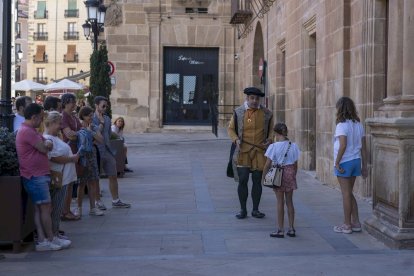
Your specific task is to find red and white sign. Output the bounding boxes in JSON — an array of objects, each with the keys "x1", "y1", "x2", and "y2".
[{"x1": 108, "y1": 61, "x2": 115, "y2": 76}]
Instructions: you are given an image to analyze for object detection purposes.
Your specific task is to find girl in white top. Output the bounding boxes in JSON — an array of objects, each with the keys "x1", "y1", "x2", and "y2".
[
  {"x1": 333, "y1": 97, "x2": 368, "y2": 234},
  {"x1": 111, "y1": 117, "x2": 133, "y2": 173},
  {"x1": 262, "y1": 123, "x2": 300, "y2": 238}
]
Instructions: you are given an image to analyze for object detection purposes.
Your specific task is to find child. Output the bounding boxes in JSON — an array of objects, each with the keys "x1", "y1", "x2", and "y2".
[{"x1": 262, "y1": 123, "x2": 300, "y2": 238}]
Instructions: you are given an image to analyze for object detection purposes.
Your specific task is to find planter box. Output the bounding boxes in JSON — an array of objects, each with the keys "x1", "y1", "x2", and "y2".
[{"x1": 0, "y1": 176, "x2": 35, "y2": 253}]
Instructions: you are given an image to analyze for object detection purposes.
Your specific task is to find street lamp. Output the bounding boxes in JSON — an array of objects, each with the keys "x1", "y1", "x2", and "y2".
[
  {"x1": 1, "y1": 0, "x2": 14, "y2": 130},
  {"x1": 82, "y1": 0, "x2": 106, "y2": 51}
]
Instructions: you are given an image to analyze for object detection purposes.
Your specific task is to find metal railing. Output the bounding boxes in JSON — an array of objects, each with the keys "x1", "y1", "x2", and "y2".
[
  {"x1": 64, "y1": 9, "x2": 79, "y2": 18},
  {"x1": 33, "y1": 32, "x2": 48, "y2": 40},
  {"x1": 34, "y1": 10, "x2": 48, "y2": 19},
  {"x1": 33, "y1": 54, "x2": 48, "y2": 63},
  {"x1": 64, "y1": 31, "x2": 79, "y2": 40},
  {"x1": 64, "y1": 53, "x2": 79, "y2": 63},
  {"x1": 33, "y1": 77, "x2": 48, "y2": 84}
]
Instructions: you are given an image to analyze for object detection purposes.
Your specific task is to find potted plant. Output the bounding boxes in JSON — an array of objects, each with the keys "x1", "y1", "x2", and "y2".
[{"x1": 0, "y1": 127, "x2": 35, "y2": 253}]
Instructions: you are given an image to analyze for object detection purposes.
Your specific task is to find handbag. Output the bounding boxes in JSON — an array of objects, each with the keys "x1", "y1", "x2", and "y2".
[
  {"x1": 263, "y1": 142, "x2": 292, "y2": 188},
  {"x1": 50, "y1": 165, "x2": 64, "y2": 190}
]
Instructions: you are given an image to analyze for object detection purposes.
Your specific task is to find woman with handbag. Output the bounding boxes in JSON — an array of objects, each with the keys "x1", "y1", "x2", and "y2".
[
  {"x1": 44, "y1": 111, "x2": 79, "y2": 247},
  {"x1": 262, "y1": 123, "x2": 300, "y2": 238},
  {"x1": 74, "y1": 106, "x2": 104, "y2": 217},
  {"x1": 333, "y1": 97, "x2": 368, "y2": 234}
]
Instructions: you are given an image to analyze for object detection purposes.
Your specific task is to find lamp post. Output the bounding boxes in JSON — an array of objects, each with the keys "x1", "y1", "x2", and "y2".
[
  {"x1": 0, "y1": 0, "x2": 14, "y2": 130},
  {"x1": 82, "y1": 0, "x2": 106, "y2": 51}
]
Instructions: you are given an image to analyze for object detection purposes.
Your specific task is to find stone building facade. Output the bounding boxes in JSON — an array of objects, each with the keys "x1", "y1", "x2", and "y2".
[
  {"x1": 104, "y1": 0, "x2": 235, "y2": 132},
  {"x1": 26, "y1": 0, "x2": 92, "y2": 91},
  {"x1": 105, "y1": 0, "x2": 414, "y2": 247},
  {"x1": 229, "y1": 0, "x2": 414, "y2": 248}
]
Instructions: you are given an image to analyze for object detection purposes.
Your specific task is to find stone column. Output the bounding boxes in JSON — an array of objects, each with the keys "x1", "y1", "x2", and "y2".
[
  {"x1": 146, "y1": 8, "x2": 162, "y2": 129},
  {"x1": 365, "y1": 0, "x2": 414, "y2": 249}
]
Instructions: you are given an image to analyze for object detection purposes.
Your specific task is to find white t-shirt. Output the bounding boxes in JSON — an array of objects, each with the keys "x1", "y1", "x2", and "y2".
[
  {"x1": 44, "y1": 134, "x2": 77, "y2": 186},
  {"x1": 13, "y1": 113, "x2": 25, "y2": 133},
  {"x1": 265, "y1": 141, "x2": 300, "y2": 165},
  {"x1": 333, "y1": 120, "x2": 365, "y2": 164}
]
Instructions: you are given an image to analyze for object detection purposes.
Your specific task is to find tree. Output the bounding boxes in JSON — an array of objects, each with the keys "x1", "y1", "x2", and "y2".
[{"x1": 89, "y1": 44, "x2": 112, "y2": 117}]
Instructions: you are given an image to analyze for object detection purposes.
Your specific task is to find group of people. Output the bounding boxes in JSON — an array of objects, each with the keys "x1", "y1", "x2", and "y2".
[
  {"x1": 14, "y1": 94, "x2": 132, "y2": 252},
  {"x1": 228, "y1": 87, "x2": 367, "y2": 238}
]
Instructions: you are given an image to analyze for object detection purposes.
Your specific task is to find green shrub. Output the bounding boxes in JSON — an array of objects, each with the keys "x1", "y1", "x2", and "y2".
[{"x1": 0, "y1": 127, "x2": 20, "y2": 176}]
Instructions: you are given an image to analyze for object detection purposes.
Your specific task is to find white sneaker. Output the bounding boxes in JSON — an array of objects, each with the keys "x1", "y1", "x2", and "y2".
[
  {"x1": 52, "y1": 236, "x2": 71, "y2": 249},
  {"x1": 95, "y1": 200, "x2": 107, "y2": 210},
  {"x1": 72, "y1": 207, "x2": 82, "y2": 217},
  {"x1": 89, "y1": 207, "x2": 104, "y2": 216},
  {"x1": 35, "y1": 239, "x2": 62, "y2": 251}
]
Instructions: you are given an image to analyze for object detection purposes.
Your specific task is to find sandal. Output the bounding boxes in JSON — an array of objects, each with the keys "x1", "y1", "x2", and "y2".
[
  {"x1": 287, "y1": 228, "x2": 296, "y2": 237},
  {"x1": 61, "y1": 211, "x2": 80, "y2": 221},
  {"x1": 270, "y1": 229, "x2": 284, "y2": 238}
]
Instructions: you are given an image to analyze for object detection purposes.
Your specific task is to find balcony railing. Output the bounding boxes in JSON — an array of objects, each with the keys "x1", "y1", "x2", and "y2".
[
  {"x1": 34, "y1": 10, "x2": 48, "y2": 19},
  {"x1": 64, "y1": 9, "x2": 79, "y2": 18},
  {"x1": 33, "y1": 54, "x2": 48, "y2": 63},
  {"x1": 230, "y1": 0, "x2": 253, "y2": 24},
  {"x1": 230, "y1": 0, "x2": 277, "y2": 39},
  {"x1": 64, "y1": 53, "x2": 79, "y2": 63},
  {"x1": 64, "y1": 31, "x2": 79, "y2": 40},
  {"x1": 33, "y1": 32, "x2": 48, "y2": 41},
  {"x1": 33, "y1": 77, "x2": 48, "y2": 84}
]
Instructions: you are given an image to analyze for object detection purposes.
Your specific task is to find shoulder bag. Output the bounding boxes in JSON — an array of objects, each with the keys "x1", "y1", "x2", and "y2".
[
  {"x1": 263, "y1": 142, "x2": 292, "y2": 188},
  {"x1": 50, "y1": 164, "x2": 65, "y2": 190}
]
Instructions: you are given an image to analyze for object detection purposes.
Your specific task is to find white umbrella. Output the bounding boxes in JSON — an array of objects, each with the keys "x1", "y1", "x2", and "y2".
[
  {"x1": 12, "y1": 79, "x2": 46, "y2": 91},
  {"x1": 45, "y1": 79, "x2": 85, "y2": 92}
]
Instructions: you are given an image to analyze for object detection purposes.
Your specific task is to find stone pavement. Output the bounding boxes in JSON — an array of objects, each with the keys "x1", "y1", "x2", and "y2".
[{"x1": 1, "y1": 129, "x2": 414, "y2": 275}]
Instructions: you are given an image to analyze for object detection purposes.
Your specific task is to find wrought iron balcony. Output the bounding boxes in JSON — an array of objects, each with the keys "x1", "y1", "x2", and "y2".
[
  {"x1": 33, "y1": 32, "x2": 48, "y2": 41},
  {"x1": 230, "y1": 0, "x2": 277, "y2": 39},
  {"x1": 33, "y1": 54, "x2": 48, "y2": 63},
  {"x1": 230, "y1": 0, "x2": 253, "y2": 24},
  {"x1": 64, "y1": 31, "x2": 79, "y2": 40},
  {"x1": 33, "y1": 77, "x2": 48, "y2": 84},
  {"x1": 64, "y1": 53, "x2": 79, "y2": 63},
  {"x1": 34, "y1": 10, "x2": 48, "y2": 19},
  {"x1": 65, "y1": 9, "x2": 79, "y2": 18}
]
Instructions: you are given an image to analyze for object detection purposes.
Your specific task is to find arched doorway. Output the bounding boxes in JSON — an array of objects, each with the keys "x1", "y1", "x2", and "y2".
[{"x1": 252, "y1": 22, "x2": 265, "y2": 89}]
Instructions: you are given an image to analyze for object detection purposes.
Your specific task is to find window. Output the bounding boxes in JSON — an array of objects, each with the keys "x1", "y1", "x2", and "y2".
[
  {"x1": 68, "y1": 0, "x2": 77, "y2": 9},
  {"x1": 65, "y1": 23, "x2": 78, "y2": 40},
  {"x1": 16, "y1": 23, "x2": 21, "y2": 38},
  {"x1": 35, "y1": 1, "x2": 47, "y2": 19},
  {"x1": 67, "y1": 68, "x2": 76, "y2": 76},
  {"x1": 36, "y1": 68, "x2": 46, "y2": 83},
  {"x1": 68, "y1": 22, "x2": 76, "y2": 33},
  {"x1": 34, "y1": 23, "x2": 48, "y2": 40},
  {"x1": 65, "y1": 0, "x2": 79, "y2": 17},
  {"x1": 15, "y1": 44, "x2": 21, "y2": 61}
]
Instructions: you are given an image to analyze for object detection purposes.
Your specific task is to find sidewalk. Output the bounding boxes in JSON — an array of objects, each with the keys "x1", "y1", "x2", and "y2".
[{"x1": 1, "y1": 129, "x2": 413, "y2": 275}]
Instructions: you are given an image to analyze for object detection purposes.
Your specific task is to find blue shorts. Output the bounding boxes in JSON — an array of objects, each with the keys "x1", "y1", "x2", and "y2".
[
  {"x1": 22, "y1": 175, "x2": 51, "y2": 205},
  {"x1": 334, "y1": 158, "x2": 361, "y2": 177}
]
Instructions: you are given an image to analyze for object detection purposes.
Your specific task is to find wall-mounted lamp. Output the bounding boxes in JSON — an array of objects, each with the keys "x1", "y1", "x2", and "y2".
[
  {"x1": 17, "y1": 50, "x2": 23, "y2": 63},
  {"x1": 234, "y1": 53, "x2": 239, "y2": 60}
]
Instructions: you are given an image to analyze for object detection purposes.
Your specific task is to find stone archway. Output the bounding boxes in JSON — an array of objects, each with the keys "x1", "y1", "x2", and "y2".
[{"x1": 252, "y1": 22, "x2": 264, "y2": 88}]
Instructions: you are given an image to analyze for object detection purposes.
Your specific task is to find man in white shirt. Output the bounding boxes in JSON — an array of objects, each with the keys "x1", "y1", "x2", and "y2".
[{"x1": 13, "y1": 96, "x2": 32, "y2": 132}]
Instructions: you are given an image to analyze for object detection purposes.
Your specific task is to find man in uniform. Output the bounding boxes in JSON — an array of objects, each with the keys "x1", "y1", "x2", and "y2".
[{"x1": 227, "y1": 87, "x2": 274, "y2": 219}]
